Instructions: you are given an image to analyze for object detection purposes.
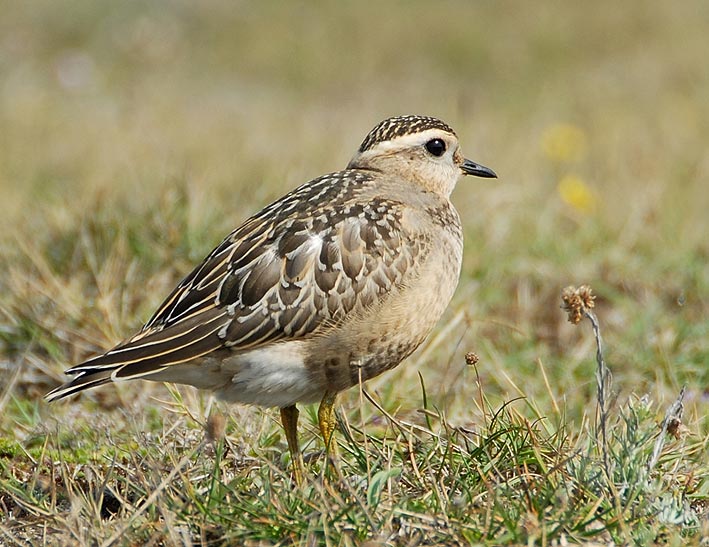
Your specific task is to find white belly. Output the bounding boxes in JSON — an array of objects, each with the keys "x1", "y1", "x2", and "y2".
[{"x1": 215, "y1": 341, "x2": 324, "y2": 407}]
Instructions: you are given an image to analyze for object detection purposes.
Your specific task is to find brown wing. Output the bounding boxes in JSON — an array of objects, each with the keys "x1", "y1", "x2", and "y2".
[{"x1": 46, "y1": 171, "x2": 426, "y2": 400}]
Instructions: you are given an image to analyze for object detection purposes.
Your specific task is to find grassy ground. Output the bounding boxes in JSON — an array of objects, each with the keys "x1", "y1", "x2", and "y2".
[{"x1": 1, "y1": 1, "x2": 708, "y2": 545}]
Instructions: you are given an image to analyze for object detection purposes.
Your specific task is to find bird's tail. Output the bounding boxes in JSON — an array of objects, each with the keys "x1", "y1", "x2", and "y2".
[
  {"x1": 45, "y1": 367, "x2": 117, "y2": 401},
  {"x1": 45, "y1": 308, "x2": 229, "y2": 402}
]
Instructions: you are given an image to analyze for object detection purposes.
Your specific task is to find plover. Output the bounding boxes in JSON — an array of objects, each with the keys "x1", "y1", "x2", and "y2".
[{"x1": 46, "y1": 115, "x2": 496, "y2": 482}]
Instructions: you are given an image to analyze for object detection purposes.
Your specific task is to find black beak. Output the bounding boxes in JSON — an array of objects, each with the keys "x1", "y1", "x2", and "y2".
[{"x1": 461, "y1": 158, "x2": 497, "y2": 178}]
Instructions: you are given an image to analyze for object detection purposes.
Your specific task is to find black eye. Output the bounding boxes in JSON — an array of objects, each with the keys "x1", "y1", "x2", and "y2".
[{"x1": 425, "y1": 138, "x2": 446, "y2": 157}]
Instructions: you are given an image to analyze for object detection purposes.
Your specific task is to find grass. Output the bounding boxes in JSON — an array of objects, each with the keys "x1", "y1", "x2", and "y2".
[{"x1": 1, "y1": 1, "x2": 708, "y2": 545}]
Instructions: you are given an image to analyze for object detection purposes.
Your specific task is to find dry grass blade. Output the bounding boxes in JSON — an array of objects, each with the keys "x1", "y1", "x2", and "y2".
[
  {"x1": 648, "y1": 385, "x2": 687, "y2": 473},
  {"x1": 99, "y1": 443, "x2": 202, "y2": 547}
]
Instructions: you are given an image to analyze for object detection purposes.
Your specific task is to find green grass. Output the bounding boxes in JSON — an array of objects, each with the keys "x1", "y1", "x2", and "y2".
[{"x1": 1, "y1": 1, "x2": 708, "y2": 545}]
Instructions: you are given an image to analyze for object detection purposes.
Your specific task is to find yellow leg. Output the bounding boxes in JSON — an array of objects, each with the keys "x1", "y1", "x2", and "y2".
[
  {"x1": 317, "y1": 391, "x2": 338, "y2": 454},
  {"x1": 280, "y1": 405, "x2": 304, "y2": 486}
]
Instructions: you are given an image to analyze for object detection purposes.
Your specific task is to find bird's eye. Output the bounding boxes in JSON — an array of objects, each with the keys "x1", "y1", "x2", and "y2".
[{"x1": 425, "y1": 138, "x2": 446, "y2": 157}]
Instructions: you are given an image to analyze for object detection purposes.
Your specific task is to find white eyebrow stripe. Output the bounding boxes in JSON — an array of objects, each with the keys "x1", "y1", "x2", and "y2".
[{"x1": 374, "y1": 128, "x2": 454, "y2": 151}]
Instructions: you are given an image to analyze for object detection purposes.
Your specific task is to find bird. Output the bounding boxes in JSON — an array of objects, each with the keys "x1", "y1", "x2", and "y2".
[{"x1": 46, "y1": 115, "x2": 497, "y2": 483}]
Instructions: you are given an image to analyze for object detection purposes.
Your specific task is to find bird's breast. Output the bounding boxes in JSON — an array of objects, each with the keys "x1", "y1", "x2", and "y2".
[{"x1": 305, "y1": 211, "x2": 464, "y2": 392}]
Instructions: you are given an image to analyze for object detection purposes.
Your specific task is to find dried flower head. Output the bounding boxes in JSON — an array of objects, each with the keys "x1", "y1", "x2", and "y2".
[
  {"x1": 206, "y1": 412, "x2": 226, "y2": 444},
  {"x1": 561, "y1": 284, "x2": 596, "y2": 324},
  {"x1": 465, "y1": 352, "x2": 480, "y2": 366},
  {"x1": 666, "y1": 416, "x2": 684, "y2": 440}
]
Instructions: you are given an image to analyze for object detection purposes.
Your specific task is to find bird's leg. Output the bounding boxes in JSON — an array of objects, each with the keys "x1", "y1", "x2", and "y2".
[
  {"x1": 317, "y1": 391, "x2": 338, "y2": 456},
  {"x1": 280, "y1": 405, "x2": 304, "y2": 486}
]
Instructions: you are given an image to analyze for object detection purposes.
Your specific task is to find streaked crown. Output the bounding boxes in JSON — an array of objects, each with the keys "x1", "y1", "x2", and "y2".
[{"x1": 357, "y1": 115, "x2": 456, "y2": 152}]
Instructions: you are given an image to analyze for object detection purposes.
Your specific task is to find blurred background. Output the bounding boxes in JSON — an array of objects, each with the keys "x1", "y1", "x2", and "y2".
[{"x1": 1, "y1": 1, "x2": 707, "y2": 426}]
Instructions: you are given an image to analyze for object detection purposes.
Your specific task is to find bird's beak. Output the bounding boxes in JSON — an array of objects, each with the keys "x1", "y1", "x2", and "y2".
[{"x1": 461, "y1": 158, "x2": 497, "y2": 178}]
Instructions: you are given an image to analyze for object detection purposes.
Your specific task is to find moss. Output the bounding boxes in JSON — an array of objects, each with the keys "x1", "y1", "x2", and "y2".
[{"x1": 0, "y1": 437, "x2": 21, "y2": 459}]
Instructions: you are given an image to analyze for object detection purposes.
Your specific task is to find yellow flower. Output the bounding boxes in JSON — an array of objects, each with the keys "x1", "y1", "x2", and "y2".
[
  {"x1": 542, "y1": 123, "x2": 587, "y2": 162},
  {"x1": 557, "y1": 175, "x2": 598, "y2": 215}
]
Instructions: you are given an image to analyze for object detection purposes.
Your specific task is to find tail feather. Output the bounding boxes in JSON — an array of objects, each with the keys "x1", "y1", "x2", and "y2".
[
  {"x1": 45, "y1": 370, "x2": 114, "y2": 401},
  {"x1": 45, "y1": 308, "x2": 229, "y2": 401}
]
